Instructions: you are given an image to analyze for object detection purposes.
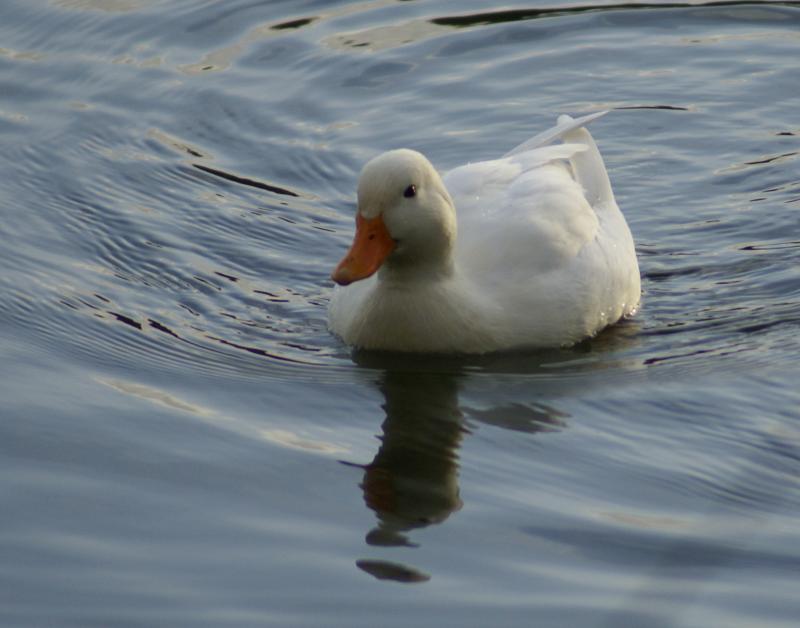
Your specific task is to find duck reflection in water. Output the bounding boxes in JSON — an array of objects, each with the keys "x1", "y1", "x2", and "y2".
[
  {"x1": 349, "y1": 366, "x2": 568, "y2": 582},
  {"x1": 359, "y1": 370, "x2": 466, "y2": 548}
]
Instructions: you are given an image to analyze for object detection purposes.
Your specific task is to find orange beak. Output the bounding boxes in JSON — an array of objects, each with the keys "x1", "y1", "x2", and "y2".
[{"x1": 331, "y1": 214, "x2": 395, "y2": 286}]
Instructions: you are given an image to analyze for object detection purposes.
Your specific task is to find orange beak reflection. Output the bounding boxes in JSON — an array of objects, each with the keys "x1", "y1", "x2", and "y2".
[{"x1": 332, "y1": 214, "x2": 395, "y2": 286}]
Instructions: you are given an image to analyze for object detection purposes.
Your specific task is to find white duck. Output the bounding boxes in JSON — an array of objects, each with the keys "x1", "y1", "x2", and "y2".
[{"x1": 328, "y1": 112, "x2": 640, "y2": 354}]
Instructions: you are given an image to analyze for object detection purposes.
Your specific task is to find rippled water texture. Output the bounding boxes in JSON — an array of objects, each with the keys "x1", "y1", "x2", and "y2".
[{"x1": 1, "y1": 1, "x2": 799, "y2": 626}]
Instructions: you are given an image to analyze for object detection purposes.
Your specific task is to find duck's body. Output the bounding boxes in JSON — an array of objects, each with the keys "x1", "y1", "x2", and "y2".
[{"x1": 328, "y1": 112, "x2": 640, "y2": 354}]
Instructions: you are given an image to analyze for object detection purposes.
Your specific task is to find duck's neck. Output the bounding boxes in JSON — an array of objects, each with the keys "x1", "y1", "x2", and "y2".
[
  {"x1": 379, "y1": 254, "x2": 455, "y2": 285},
  {"x1": 379, "y1": 232, "x2": 456, "y2": 285}
]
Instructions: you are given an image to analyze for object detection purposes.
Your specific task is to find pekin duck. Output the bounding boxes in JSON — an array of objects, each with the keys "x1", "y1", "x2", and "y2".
[{"x1": 328, "y1": 112, "x2": 640, "y2": 354}]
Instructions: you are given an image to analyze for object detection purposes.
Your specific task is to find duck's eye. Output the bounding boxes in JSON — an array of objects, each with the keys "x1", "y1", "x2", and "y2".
[{"x1": 403, "y1": 184, "x2": 417, "y2": 198}]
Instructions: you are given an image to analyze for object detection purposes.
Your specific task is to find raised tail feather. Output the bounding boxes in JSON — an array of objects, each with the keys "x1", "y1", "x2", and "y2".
[{"x1": 505, "y1": 111, "x2": 615, "y2": 208}]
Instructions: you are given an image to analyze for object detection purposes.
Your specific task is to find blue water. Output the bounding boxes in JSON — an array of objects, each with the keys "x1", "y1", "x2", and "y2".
[{"x1": 1, "y1": 1, "x2": 799, "y2": 626}]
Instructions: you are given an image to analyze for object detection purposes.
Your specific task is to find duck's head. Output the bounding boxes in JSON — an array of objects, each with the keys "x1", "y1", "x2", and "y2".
[{"x1": 332, "y1": 149, "x2": 456, "y2": 286}]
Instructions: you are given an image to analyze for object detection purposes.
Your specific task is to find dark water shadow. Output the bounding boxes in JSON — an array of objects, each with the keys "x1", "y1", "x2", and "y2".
[{"x1": 431, "y1": 1, "x2": 800, "y2": 29}]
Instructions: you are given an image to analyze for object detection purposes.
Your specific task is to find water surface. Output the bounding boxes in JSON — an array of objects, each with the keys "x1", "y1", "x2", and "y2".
[{"x1": 1, "y1": 1, "x2": 799, "y2": 626}]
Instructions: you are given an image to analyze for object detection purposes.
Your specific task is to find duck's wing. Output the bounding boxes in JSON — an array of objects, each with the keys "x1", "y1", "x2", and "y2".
[
  {"x1": 442, "y1": 142, "x2": 588, "y2": 216},
  {"x1": 443, "y1": 112, "x2": 622, "y2": 283},
  {"x1": 444, "y1": 110, "x2": 614, "y2": 212},
  {"x1": 440, "y1": 113, "x2": 638, "y2": 345},
  {"x1": 445, "y1": 143, "x2": 600, "y2": 286}
]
